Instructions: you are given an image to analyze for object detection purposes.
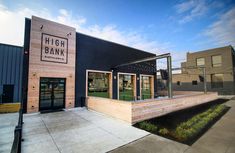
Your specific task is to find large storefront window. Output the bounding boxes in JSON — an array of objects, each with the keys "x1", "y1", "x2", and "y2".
[
  {"x1": 88, "y1": 72, "x2": 111, "y2": 98},
  {"x1": 141, "y1": 75, "x2": 153, "y2": 100},
  {"x1": 119, "y1": 74, "x2": 136, "y2": 101}
]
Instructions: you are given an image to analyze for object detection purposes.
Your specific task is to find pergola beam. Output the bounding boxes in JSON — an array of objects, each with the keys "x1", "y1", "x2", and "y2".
[
  {"x1": 114, "y1": 53, "x2": 170, "y2": 68},
  {"x1": 113, "y1": 52, "x2": 173, "y2": 99}
]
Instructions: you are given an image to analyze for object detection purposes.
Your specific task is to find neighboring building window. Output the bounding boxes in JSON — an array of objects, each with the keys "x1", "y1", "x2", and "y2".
[
  {"x1": 192, "y1": 80, "x2": 198, "y2": 85},
  {"x1": 196, "y1": 58, "x2": 205, "y2": 67},
  {"x1": 212, "y1": 55, "x2": 222, "y2": 67},
  {"x1": 177, "y1": 81, "x2": 181, "y2": 85},
  {"x1": 211, "y1": 74, "x2": 223, "y2": 88},
  {"x1": 119, "y1": 74, "x2": 135, "y2": 101},
  {"x1": 88, "y1": 72, "x2": 111, "y2": 98},
  {"x1": 199, "y1": 75, "x2": 204, "y2": 82}
]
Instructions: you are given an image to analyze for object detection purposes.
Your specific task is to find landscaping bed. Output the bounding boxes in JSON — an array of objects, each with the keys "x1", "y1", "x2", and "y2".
[{"x1": 134, "y1": 99, "x2": 230, "y2": 145}]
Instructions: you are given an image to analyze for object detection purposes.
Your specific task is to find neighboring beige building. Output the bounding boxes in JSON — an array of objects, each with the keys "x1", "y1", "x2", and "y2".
[{"x1": 173, "y1": 45, "x2": 235, "y2": 95}]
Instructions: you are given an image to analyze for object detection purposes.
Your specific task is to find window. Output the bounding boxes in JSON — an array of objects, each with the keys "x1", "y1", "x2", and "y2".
[
  {"x1": 2, "y1": 85, "x2": 14, "y2": 103},
  {"x1": 88, "y1": 72, "x2": 111, "y2": 98},
  {"x1": 199, "y1": 75, "x2": 204, "y2": 82},
  {"x1": 211, "y1": 74, "x2": 223, "y2": 88},
  {"x1": 141, "y1": 75, "x2": 153, "y2": 100},
  {"x1": 119, "y1": 74, "x2": 135, "y2": 101},
  {"x1": 177, "y1": 81, "x2": 181, "y2": 86},
  {"x1": 196, "y1": 58, "x2": 205, "y2": 67},
  {"x1": 212, "y1": 55, "x2": 222, "y2": 67},
  {"x1": 192, "y1": 80, "x2": 198, "y2": 85}
]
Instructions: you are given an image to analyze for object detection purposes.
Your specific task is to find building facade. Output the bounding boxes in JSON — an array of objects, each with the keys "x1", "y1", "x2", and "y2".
[
  {"x1": 173, "y1": 46, "x2": 235, "y2": 95},
  {"x1": 0, "y1": 16, "x2": 157, "y2": 113}
]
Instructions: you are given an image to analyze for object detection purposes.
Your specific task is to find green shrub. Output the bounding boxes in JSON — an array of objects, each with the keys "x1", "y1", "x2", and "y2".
[
  {"x1": 173, "y1": 104, "x2": 227, "y2": 141},
  {"x1": 158, "y1": 128, "x2": 169, "y2": 135},
  {"x1": 138, "y1": 121, "x2": 158, "y2": 132},
  {"x1": 137, "y1": 104, "x2": 227, "y2": 142},
  {"x1": 175, "y1": 127, "x2": 187, "y2": 140}
]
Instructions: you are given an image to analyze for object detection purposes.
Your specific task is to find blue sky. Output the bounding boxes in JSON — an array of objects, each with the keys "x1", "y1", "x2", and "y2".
[{"x1": 0, "y1": 0, "x2": 235, "y2": 68}]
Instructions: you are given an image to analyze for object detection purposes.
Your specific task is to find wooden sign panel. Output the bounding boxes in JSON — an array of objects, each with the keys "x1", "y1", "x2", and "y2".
[{"x1": 41, "y1": 33, "x2": 68, "y2": 63}]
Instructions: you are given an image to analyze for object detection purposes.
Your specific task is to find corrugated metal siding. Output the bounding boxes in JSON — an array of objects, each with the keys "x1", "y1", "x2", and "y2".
[{"x1": 0, "y1": 43, "x2": 23, "y2": 103}]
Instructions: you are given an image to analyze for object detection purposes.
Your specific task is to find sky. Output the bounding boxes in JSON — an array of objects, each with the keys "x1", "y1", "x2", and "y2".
[{"x1": 0, "y1": 0, "x2": 235, "y2": 69}]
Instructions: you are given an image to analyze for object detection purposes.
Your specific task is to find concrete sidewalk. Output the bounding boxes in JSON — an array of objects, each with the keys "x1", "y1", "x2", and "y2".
[
  {"x1": 0, "y1": 113, "x2": 18, "y2": 153},
  {"x1": 3, "y1": 99, "x2": 234, "y2": 153},
  {"x1": 109, "y1": 99, "x2": 235, "y2": 153},
  {"x1": 22, "y1": 108, "x2": 149, "y2": 153}
]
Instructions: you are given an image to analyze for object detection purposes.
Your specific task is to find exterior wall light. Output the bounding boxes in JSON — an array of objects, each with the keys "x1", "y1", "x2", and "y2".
[{"x1": 67, "y1": 32, "x2": 72, "y2": 36}]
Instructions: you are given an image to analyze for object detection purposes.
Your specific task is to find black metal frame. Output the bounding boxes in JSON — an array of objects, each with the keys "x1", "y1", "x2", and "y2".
[
  {"x1": 22, "y1": 18, "x2": 31, "y2": 113},
  {"x1": 39, "y1": 77, "x2": 66, "y2": 111},
  {"x1": 11, "y1": 106, "x2": 23, "y2": 153}
]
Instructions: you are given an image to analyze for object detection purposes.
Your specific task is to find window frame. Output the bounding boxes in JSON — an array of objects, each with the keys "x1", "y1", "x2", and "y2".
[
  {"x1": 196, "y1": 57, "x2": 205, "y2": 67},
  {"x1": 139, "y1": 74, "x2": 154, "y2": 100},
  {"x1": 211, "y1": 55, "x2": 222, "y2": 67},
  {"x1": 86, "y1": 69, "x2": 113, "y2": 98},
  {"x1": 117, "y1": 72, "x2": 136, "y2": 101}
]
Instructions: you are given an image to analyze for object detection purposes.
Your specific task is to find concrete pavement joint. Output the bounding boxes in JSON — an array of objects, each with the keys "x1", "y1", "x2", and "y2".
[
  {"x1": 40, "y1": 115, "x2": 62, "y2": 153},
  {"x1": 106, "y1": 134, "x2": 152, "y2": 153}
]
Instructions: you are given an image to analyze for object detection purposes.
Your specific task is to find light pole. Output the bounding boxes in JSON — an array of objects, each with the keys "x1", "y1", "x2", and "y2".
[
  {"x1": 167, "y1": 56, "x2": 173, "y2": 98},
  {"x1": 202, "y1": 67, "x2": 207, "y2": 94}
]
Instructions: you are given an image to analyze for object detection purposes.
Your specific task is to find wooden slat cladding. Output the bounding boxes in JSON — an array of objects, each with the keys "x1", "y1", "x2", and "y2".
[
  {"x1": 27, "y1": 16, "x2": 76, "y2": 112},
  {"x1": 131, "y1": 92, "x2": 218, "y2": 124},
  {"x1": 87, "y1": 92, "x2": 218, "y2": 124},
  {"x1": 87, "y1": 97, "x2": 132, "y2": 123}
]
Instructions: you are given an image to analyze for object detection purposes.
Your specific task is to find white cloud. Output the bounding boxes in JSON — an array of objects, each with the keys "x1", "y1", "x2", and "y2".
[
  {"x1": 203, "y1": 7, "x2": 235, "y2": 47},
  {"x1": 175, "y1": 0, "x2": 195, "y2": 14},
  {"x1": 0, "y1": 2, "x2": 188, "y2": 70},
  {"x1": 0, "y1": 2, "x2": 173, "y2": 57},
  {"x1": 0, "y1": 4, "x2": 87, "y2": 46},
  {"x1": 175, "y1": 0, "x2": 207, "y2": 24}
]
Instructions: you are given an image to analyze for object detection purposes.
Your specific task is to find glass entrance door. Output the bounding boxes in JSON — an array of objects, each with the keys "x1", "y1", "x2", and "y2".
[{"x1": 39, "y1": 78, "x2": 66, "y2": 111}]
